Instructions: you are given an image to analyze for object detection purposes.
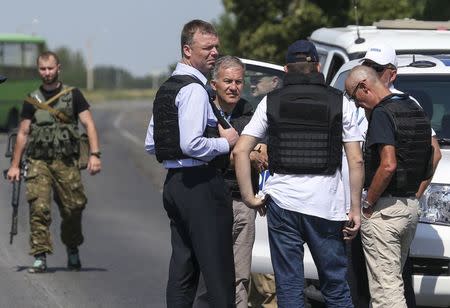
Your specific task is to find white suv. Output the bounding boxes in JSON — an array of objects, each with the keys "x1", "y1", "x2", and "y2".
[{"x1": 310, "y1": 19, "x2": 450, "y2": 84}]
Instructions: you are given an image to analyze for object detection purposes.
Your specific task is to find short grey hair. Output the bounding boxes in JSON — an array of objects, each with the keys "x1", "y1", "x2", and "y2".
[{"x1": 211, "y1": 56, "x2": 245, "y2": 81}]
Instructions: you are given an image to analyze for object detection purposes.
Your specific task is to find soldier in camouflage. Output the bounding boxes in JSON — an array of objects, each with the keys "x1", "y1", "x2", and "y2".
[{"x1": 6, "y1": 51, "x2": 101, "y2": 273}]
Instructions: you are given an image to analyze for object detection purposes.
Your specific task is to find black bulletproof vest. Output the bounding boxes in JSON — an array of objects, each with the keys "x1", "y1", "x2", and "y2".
[
  {"x1": 220, "y1": 99, "x2": 259, "y2": 198},
  {"x1": 267, "y1": 72, "x2": 343, "y2": 175},
  {"x1": 153, "y1": 74, "x2": 229, "y2": 168},
  {"x1": 364, "y1": 94, "x2": 433, "y2": 195}
]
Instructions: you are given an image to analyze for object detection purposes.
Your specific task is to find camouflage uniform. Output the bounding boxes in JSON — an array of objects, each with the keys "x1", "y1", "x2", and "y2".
[
  {"x1": 25, "y1": 85, "x2": 87, "y2": 256},
  {"x1": 26, "y1": 158, "x2": 86, "y2": 255}
]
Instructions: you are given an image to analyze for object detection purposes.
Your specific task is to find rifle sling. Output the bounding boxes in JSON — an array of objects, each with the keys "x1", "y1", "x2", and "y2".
[{"x1": 24, "y1": 97, "x2": 72, "y2": 124}]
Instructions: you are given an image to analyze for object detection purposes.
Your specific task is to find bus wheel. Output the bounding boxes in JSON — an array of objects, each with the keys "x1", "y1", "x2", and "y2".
[{"x1": 6, "y1": 110, "x2": 19, "y2": 131}]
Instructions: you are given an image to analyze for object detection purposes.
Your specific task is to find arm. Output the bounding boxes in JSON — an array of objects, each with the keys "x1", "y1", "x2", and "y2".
[
  {"x1": 343, "y1": 141, "x2": 364, "y2": 240},
  {"x1": 178, "y1": 84, "x2": 233, "y2": 159},
  {"x1": 6, "y1": 119, "x2": 31, "y2": 182},
  {"x1": 78, "y1": 110, "x2": 101, "y2": 175},
  {"x1": 233, "y1": 135, "x2": 265, "y2": 209},
  {"x1": 416, "y1": 136, "x2": 441, "y2": 198},
  {"x1": 229, "y1": 142, "x2": 267, "y2": 172},
  {"x1": 364, "y1": 144, "x2": 397, "y2": 216}
]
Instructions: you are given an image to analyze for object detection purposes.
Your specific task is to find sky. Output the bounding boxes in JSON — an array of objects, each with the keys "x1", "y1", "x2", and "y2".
[{"x1": 2, "y1": 0, "x2": 224, "y2": 77}]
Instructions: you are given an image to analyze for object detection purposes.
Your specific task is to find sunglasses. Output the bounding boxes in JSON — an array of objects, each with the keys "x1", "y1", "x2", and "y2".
[
  {"x1": 344, "y1": 79, "x2": 365, "y2": 104},
  {"x1": 250, "y1": 76, "x2": 264, "y2": 84}
]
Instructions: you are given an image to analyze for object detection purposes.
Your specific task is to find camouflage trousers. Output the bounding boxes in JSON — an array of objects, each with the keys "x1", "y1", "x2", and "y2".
[{"x1": 25, "y1": 158, "x2": 87, "y2": 256}]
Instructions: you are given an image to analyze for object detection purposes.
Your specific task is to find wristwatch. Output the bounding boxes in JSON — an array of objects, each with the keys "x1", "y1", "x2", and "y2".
[
  {"x1": 362, "y1": 199, "x2": 372, "y2": 209},
  {"x1": 90, "y1": 151, "x2": 101, "y2": 158}
]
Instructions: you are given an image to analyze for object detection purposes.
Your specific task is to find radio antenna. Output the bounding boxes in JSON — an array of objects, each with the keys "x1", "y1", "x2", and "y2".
[{"x1": 353, "y1": 0, "x2": 365, "y2": 44}]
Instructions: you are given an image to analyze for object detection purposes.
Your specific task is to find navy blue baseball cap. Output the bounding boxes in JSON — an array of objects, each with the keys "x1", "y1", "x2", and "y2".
[
  {"x1": 286, "y1": 40, "x2": 319, "y2": 63},
  {"x1": 0, "y1": 75, "x2": 6, "y2": 84}
]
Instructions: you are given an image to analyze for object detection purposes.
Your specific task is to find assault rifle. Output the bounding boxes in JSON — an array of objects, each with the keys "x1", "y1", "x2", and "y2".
[{"x1": 3, "y1": 130, "x2": 25, "y2": 244}]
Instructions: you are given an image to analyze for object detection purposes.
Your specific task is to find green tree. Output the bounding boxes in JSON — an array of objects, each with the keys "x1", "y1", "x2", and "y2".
[
  {"x1": 217, "y1": 0, "x2": 353, "y2": 64},
  {"x1": 55, "y1": 46, "x2": 87, "y2": 88}
]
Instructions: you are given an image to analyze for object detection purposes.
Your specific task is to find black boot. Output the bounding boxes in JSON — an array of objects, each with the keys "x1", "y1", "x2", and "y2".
[{"x1": 67, "y1": 247, "x2": 81, "y2": 271}]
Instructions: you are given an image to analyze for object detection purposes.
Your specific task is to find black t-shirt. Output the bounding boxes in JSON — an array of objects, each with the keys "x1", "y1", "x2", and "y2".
[
  {"x1": 366, "y1": 106, "x2": 396, "y2": 151},
  {"x1": 21, "y1": 83, "x2": 90, "y2": 120}
]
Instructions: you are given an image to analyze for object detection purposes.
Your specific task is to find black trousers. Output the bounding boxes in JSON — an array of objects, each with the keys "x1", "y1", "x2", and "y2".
[
  {"x1": 163, "y1": 166, "x2": 235, "y2": 308},
  {"x1": 347, "y1": 232, "x2": 416, "y2": 308}
]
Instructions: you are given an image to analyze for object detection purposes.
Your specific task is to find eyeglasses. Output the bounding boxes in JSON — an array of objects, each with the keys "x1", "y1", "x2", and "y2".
[{"x1": 344, "y1": 79, "x2": 365, "y2": 102}]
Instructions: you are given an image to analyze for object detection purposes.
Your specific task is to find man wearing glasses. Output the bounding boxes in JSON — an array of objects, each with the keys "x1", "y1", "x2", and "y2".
[
  {"x1": 345, "y1": 65, "x2": 433, "y2": 308},
  {"x1": 344, "y1": 43, "x2": 442, "y2": 308}
]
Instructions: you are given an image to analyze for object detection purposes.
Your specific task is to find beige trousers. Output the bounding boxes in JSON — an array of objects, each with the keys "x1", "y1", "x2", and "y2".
[
  {"x1": 233, "y1": 200, "x2": 257, "y2": 308},
  {"x1": 360, "y1": 196, "x2": 419, "y2": 308}
]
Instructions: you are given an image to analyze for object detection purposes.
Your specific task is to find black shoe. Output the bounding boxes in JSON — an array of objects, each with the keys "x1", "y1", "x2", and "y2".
[
  {"x1": 28, "y1": 253, "x2": 47, "y2": 273},
  {"x1": 67, "y1": 247, "x2": 81, "y2": 271}
]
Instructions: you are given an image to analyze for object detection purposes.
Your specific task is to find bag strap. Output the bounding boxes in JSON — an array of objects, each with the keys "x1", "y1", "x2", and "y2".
[
  {"x1": 36, "y1": 86, "x2": 75, "y2": 106},
  {"x1": 24, "y1": 97, "x2": 72, "y2": 124}
]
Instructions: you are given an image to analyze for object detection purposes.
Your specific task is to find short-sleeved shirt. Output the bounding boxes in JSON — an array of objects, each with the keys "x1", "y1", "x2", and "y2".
[
  {"x1": 242, "y1": 94, "x2": 363, "y2": 221},
  {"x1": 21, "y1": 83, "x2": 90, "y2": 120},
  {"x1": 366, "y1": 106, "x2": 396, "y2": 149}
]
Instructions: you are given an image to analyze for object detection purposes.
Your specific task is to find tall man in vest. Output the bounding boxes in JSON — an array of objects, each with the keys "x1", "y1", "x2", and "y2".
[
  {"x1": 144, "y1": 20, "x2": 239, "y2": 308},
  {"x1": 345, "y1": 65, "x2": 433, "y2": 308},
  {"x1": 233, "y1": 40, "x2": 364, "y2": 308},
  {"x1": 6, "y1": 51, "x2": 101, "y2": 273}
]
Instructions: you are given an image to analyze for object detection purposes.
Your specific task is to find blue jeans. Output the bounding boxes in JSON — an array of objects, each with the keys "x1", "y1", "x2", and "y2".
[{"x1": 266, "y1": 199, "x2": 353, "y2": 308}]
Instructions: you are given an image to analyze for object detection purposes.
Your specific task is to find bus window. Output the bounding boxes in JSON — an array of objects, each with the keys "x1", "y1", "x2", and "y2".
[
  {"x1": 3, "y1": 43, "x2": 22, "y2": 66},
  {"x1": 24, "y1": 43, "x2": 39, "y2": 67}
]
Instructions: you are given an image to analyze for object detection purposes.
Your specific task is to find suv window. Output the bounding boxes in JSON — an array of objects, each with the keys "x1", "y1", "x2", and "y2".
[{"x1": 326, "y1": 54, "x2": 345, "y2": 84}]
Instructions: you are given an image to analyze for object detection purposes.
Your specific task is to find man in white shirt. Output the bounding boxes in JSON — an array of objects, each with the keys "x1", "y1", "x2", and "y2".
[{"x1": 233, "y1": 40, "x2": 364, "y2": 308}]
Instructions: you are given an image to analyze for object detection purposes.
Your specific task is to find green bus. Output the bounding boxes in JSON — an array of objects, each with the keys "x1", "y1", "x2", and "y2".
[{"x1": 0, "y1": 33, "x2": 46, "y2": 130}]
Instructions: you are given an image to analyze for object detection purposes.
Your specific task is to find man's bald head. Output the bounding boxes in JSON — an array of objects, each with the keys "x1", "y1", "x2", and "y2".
[{"x1": 345, "y1": 65, "x2": 391, "y2": 110}]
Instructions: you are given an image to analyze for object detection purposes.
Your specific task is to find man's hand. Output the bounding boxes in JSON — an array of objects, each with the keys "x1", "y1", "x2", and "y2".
[
  {"x1": 249, "y1": 146, "x2": 268, "y2": 172},
  {"x1": 6, "y1": 166, "x2": 21, "y2": 182},
  {"x1": 218, "y1": 125, "x2": 239, "y2": 147},
  {"x1": 87, "y1": 156, "x2": 101, "y2": 175},
  {"x1": 343, "y1": 209, "x2": 361, "y2": 240},
  {"x1": 361, "y1": 206, "x2": 374, "y2": 219},
  {"x1": 244, "y1": 195, "x2": 267, "y2": 216}
]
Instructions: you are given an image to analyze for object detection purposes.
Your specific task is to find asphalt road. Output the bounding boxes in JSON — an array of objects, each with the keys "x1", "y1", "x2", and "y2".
[{"x1": 0, "y1": 100, "x2": 170, "y2": 308}]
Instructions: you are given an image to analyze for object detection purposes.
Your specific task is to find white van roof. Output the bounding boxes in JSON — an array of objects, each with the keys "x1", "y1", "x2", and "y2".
[{"x1": 310, "y1": 19, "x2": 450, "y2": 57}]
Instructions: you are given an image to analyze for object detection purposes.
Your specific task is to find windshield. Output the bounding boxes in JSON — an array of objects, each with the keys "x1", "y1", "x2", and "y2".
[
  {"x1": 395, "y1": 75, "x2": 450, "y2": 141},
  {"x1": 333, "y1": 71, "x2": 450, "y2": 141}
]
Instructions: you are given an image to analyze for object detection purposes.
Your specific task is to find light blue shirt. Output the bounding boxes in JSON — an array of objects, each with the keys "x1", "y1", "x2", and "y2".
[{"x1": 144, "y1": 63, "x2": 230, "y2": 168}]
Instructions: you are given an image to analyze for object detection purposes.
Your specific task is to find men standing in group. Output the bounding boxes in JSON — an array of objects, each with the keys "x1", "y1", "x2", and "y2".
[
  {"x1": 344, "y1": 42, "x2": 442, "y2": 308},
  {"x1": 345, "y1": 65, "x2": 433, "y2": 308},
  {"x1": 6, "y1": 51, "x2": 102, "y2": 273},
  {"x1": 233, "y1": 40, "x2": 364, "y2": 308},
  {"x1": 194, "y1": 56, "x2": 265, "y2": 308},
  {"x1": 144, "y1": 20, "x2": 239, "y2": 308}
]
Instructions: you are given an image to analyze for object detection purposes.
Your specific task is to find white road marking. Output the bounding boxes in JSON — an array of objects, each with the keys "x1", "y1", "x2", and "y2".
[{"x1": 113, "y1": 112, "x2": 142, "y2": 146}]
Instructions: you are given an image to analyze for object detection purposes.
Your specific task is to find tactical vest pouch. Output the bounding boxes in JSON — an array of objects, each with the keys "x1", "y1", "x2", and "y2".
[{"x1": 78, "y1": 133, "x2": 90, "y2": 170}]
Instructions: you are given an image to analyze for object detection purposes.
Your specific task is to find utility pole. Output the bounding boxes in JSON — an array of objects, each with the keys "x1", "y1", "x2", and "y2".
[{"x1": 86, "y1": 39, "x2": 94, "y2": 90}]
